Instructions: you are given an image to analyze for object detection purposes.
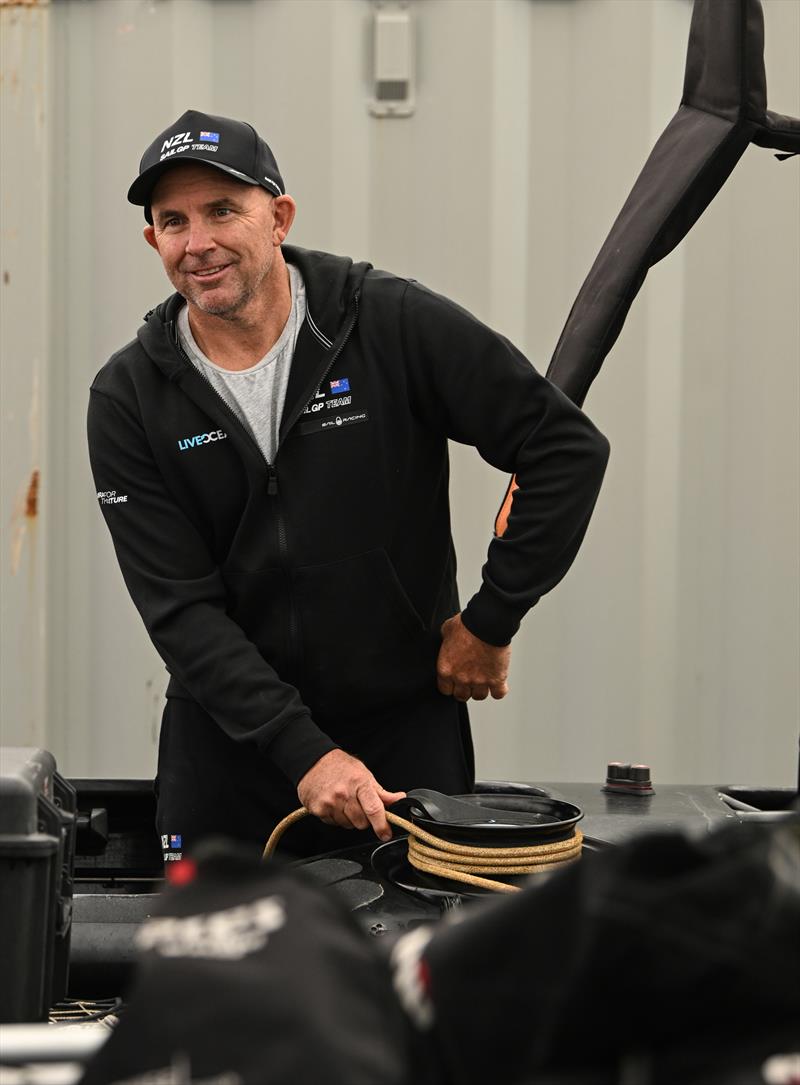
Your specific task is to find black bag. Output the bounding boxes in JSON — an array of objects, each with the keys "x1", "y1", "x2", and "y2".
[
  {"x1": 415, "y1": 822, "x2": 800, "y2": 1084},
  {"x1": 79, "y1": 841, "x2": 416, "y2": 1085}
]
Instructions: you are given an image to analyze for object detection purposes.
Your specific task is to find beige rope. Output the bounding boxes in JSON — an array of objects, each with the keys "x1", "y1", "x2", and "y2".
[
  {"x1": 263, "y1": 806, "x2": 310, "y2": 859},
  {"x1": 263, "y1": 807, "x2": 582, "y2": 894}
]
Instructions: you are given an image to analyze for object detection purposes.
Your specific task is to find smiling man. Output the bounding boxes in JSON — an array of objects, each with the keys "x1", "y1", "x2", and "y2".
[{"x1": 88, "y1": 110, "x2": 609, "y2": 862}]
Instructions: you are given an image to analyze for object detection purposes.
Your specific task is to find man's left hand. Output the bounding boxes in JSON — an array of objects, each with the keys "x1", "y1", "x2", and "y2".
[{"x1": 437, "y1": 613, "x2": 511, "y2": 702}]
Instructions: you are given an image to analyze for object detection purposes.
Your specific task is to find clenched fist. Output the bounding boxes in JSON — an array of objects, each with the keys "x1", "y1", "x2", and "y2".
[{"x1": 437, "y1": 612, "x2": 511, "y2": 702}]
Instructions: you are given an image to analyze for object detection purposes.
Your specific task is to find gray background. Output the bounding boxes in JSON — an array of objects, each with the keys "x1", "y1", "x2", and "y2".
[{"x1": 2, "y1": 0, "x2": 798, "y2": 789}]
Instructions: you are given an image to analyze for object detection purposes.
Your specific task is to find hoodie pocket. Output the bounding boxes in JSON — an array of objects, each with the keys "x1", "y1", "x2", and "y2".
[{"x1": 293, "y1": 548, "x2": 436, "y2": 717}]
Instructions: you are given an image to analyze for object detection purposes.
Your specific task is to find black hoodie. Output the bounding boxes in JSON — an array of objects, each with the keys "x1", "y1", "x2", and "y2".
[{"x1": 88, "y1": 246, "x2": 609, "y2": 785}]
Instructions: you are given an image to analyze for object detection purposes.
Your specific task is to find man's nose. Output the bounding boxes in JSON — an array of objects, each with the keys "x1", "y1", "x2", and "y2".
[{"x1": 184, "y1": 220, "x2": 215, "y2": 256}]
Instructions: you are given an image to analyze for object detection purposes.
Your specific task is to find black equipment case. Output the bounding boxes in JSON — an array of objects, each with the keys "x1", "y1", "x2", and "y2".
[{"x1": 0, "y1": 747, "x2": 77, "y2": 1022}]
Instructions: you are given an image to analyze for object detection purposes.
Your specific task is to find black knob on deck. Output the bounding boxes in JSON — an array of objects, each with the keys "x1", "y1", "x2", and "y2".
[{"x1": 606, "y1": 762, "x2": 631, "y2": 780}]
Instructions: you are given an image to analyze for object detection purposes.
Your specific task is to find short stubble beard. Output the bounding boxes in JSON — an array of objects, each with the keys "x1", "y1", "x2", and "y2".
[{"x1": 179, "y1": 246, "x2": 273, "y2": 322}]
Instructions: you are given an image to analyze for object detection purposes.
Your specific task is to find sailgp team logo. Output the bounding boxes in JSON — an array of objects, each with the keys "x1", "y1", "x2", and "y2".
[
  {"x1": 177, "y1": 429, "x2": 228, "y2": 452},
  {"x1": 159, "y1": 131, "x2": 222, "y2": 162}
]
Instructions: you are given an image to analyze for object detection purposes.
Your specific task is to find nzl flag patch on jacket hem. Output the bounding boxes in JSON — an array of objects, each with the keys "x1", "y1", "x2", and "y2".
[
  {"x1": 199, "y1": 131, "x2": 219, "y2": 143},
  {"x1": 169, "y1": 834, "x2": 182, "y2": 848},
  {"x1": 330, "y1": 378, "x2": 350, "y2": 394}
]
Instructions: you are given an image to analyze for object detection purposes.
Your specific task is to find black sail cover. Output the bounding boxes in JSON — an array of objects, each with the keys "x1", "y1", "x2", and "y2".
[
  {"x1": 496, "y1": 0, "x2": 798, "y2": 533},
  {"x1": 545, "y1": 0, "x2": 800, "y2": 408}
]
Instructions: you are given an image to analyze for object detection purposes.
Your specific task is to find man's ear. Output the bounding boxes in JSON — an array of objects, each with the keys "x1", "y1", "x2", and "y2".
[
  {"x1": 144, "y1": 224, "x2": 159, "y2": 251},
  {"x1": 272, "y1": 195, "x2": 297, "y2": 246}
]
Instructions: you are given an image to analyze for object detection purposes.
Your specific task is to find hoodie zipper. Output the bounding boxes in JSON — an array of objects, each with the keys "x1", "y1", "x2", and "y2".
[{"x1": 167, "y1": 294, "x2": 361, "y2": 671}]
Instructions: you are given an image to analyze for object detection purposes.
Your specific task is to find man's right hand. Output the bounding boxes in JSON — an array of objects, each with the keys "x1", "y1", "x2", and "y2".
[{"x1": 297, "y1": 749, "x2": 406, "y2": 842}]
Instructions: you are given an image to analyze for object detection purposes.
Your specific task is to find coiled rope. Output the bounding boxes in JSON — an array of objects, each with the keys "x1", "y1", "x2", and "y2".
[{"x1": 263, "y1": 807, "x2": 583, "y2": 894}]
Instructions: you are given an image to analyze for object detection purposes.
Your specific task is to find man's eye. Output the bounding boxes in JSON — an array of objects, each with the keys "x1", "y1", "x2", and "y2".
[{"x1": 214, "y1": 207, "x2": 232, "y2": 217}]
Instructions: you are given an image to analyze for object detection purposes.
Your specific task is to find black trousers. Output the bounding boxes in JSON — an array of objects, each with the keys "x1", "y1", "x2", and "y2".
[{"x1": 155, "y1": 690, "x2": 474, "y2": 861}]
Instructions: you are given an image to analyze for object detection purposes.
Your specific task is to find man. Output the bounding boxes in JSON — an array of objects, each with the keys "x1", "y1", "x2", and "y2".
[{"x1": 88, "y1": 110, "x2": 609, "y2": 861}]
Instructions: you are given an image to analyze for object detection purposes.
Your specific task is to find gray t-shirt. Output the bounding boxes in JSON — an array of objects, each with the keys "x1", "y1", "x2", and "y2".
[{"x1": 177, "y1": 264, "x2": 306, "y2": 465}]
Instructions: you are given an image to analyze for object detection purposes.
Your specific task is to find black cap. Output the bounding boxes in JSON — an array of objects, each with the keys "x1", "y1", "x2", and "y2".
[{"x1": 128, "y1": 110, "x2": 285, "y2": 222}]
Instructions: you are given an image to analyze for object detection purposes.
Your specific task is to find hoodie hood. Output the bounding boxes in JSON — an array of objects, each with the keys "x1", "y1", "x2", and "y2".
[{"x1": 136, "y1": 245, "x2": 372, "y2": 378}]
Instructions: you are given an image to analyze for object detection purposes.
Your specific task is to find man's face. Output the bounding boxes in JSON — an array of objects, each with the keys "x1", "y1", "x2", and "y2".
[{"x1": 144, "y1": 162, "x2": 289, "y2": 318}]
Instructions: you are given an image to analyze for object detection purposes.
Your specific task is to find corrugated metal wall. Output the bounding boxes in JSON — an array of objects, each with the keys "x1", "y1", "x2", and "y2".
[
  {"x1": 2, "y1": 0, "x2": 798, "y2": 789},
  {"x1": 1, "y1": 0, "x2": 49, "y2": 753}
]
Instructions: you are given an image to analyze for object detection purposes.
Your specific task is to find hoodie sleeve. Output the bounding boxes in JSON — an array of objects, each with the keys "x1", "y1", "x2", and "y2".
[
  {"x1": 400, "y1": 281, "x2": 610, "y2": 647},
  {"x1": 87, "y1": 387, "x2": 337, "y2": 784}
]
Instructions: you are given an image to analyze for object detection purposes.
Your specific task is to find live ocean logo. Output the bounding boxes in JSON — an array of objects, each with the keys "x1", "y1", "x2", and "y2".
[{"x1": 177, "y1": 429, "x2": 228, "y2": 451}]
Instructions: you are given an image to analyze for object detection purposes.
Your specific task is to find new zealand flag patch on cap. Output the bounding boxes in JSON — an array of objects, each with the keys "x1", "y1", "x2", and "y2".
[{"x1": 199, "y1": 132, "x2": 220, "y2": 143}]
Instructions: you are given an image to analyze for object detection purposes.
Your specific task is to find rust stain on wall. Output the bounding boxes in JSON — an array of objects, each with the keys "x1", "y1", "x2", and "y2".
[
  {"x1": 10, "y1": 372, "x2": 41, "y2": 575},
  {"x1": 0, "y1": 1, "x2": 46, "y2": 9},
  {"x1": 11, "y1": 469, "x2": 40, "y2": 574},
  {"x1": 24, "y1": 468, "x2": 39, "y2": 519}
]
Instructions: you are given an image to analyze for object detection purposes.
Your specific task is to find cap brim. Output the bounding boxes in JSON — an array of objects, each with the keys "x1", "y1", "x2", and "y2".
[{"x1": 127, "y1": 156, "x2": 260, "y2": 207}]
